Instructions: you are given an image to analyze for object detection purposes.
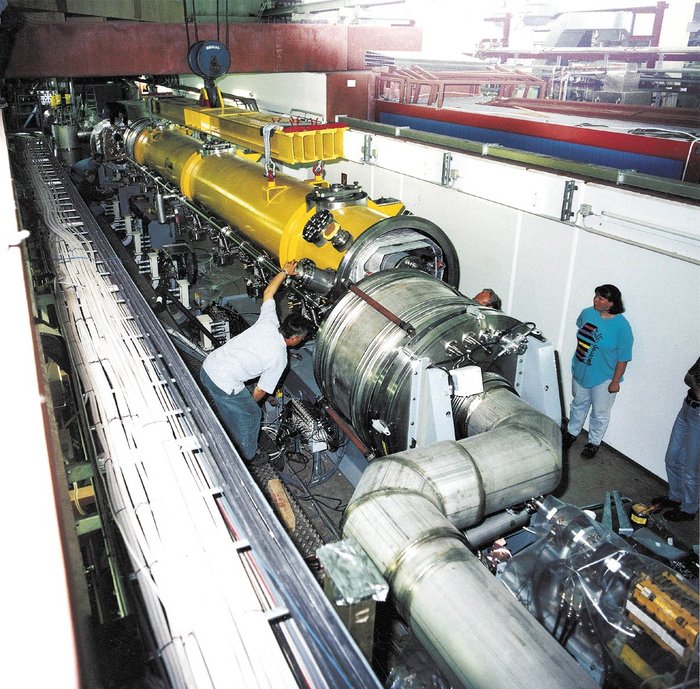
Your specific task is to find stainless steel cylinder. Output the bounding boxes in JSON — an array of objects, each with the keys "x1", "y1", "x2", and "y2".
[
  {"x1": 51, "y1": 124, "x2": 79, "y2": 165},
  {"x1": 314, "y1": 269, "x2": 520, "y2": 454}
]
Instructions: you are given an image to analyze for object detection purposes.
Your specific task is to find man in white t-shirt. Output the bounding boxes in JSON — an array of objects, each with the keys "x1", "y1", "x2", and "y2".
[{"x1": 200, "y1": 260, "x2": 308, "y2": 461}]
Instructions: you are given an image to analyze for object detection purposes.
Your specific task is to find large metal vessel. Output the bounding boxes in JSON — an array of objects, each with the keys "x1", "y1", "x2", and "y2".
[{"x1": 124, "y1": 120, "x2": 459, "y2": 292}]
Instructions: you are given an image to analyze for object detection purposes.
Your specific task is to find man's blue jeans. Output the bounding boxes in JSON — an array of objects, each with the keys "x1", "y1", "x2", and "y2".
[
  {"x1": 665, "y1": 399, "x2": 700, "y2": 514},
  {"x1": 568, "y1": 378, "x2": 617, "y2": 446},
  {"x1": 200, "y1": 368, "x2": 261, "y2": 461}
]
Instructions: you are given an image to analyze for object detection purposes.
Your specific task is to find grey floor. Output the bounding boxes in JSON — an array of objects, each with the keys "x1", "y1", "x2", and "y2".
[{"x1": 556, "y1": 432, "x2": 698, "y2": 552}]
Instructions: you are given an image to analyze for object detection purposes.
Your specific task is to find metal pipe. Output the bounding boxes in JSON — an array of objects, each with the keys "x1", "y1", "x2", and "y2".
[
  {"x1": 320, "y1": 400, "x2": 373, "y2": 459},
  {"x1": 343, "y1": 387, "x2": 598, "y2": 689},
  {"x1": 130, "y1": 159, "x2": 318, "y2": 309},
  {"x1": 126, "y1": 122, "x2": 413, "y2": 271},
  {"x1": 155, "y1": 192, "x2": 167, "y2": 224},
  {"x1": 462, "y1": 507, "x2": 529, "y2": 549}
]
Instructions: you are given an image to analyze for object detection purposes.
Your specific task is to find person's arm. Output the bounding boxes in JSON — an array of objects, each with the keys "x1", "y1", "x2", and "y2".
[
  {"x1": 251, "y1": 385, "x2": 268, "y2": 402},
  {"x1": 685, "y1": 357, "x2": 700, "y2": 396},
  {"x1": 608, "y1": 361, "x2": 628, "y2": 393},
  {"x1": 262, "y1": 259, "x2": 298, "y2": 303}
]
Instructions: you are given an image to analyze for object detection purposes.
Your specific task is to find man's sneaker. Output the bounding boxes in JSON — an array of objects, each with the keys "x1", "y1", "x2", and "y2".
[
  {"x1": 651, "y1": 495, "x2": 681, "y2": 509},
  {"x1": 562, "y1": 432, "x2": 578, "y2": 450},
  {"x1": 581, "y1": 443, "x2": 599, "y2": 459},
  {"x1": 664, "y1": 508, "x2": 696, "y2": 522}
]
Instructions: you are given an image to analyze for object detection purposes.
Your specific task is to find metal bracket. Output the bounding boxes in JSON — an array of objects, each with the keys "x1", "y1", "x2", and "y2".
[
  {"x1": 602, "y1": 490, "x2": 633, "y2": 536},
  {"x1": 441, "y1": 152, "x2": 453, "y2": 187},
  {"x1": 406, "y1": 358, "x2": 455, "y2": 449},
  {"x1": 362, "y1": 133, "x2": 373, "y2": 164},
  {"x1": 560, "y1": 179, "x2": 578, "y2": 221}
]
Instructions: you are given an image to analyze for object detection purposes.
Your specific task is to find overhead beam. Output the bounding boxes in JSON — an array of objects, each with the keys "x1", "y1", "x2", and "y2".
[{"x1": 5, "y1": 22, "x2": 421, "y2": 77}]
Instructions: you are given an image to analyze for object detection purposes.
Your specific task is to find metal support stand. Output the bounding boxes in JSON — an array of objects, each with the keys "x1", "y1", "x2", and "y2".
[{"x1": 406, "y1": 357, "x2": 455, "y2": 449}]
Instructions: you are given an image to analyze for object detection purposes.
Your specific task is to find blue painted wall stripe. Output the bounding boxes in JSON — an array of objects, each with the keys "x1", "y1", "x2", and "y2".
[{"x1": 378, "y1": 113, "x2": 683, "y2": 180}]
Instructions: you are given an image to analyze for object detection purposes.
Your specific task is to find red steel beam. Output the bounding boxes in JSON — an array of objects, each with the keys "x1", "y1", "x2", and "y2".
[{"x1": 5, "y1": 22, "x2": 421, "y2": 78}]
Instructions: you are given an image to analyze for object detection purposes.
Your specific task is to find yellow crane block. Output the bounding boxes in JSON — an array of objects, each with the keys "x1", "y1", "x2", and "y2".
[{"x1": 154, "y1": 97, "x2": 346, "y2": 165}]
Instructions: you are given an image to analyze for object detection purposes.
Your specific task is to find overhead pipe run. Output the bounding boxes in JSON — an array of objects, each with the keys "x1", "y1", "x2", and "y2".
[{"x1": 342, "y1": 387, "x2": 599, "y2": 689}]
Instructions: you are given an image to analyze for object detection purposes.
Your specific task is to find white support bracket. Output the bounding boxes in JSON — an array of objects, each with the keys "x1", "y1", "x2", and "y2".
[{"x1": 406, "y1": 357, "x2": 455, "y2": 449}]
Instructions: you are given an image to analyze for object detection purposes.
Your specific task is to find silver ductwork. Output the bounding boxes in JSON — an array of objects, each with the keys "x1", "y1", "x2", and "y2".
[{"x1": 342, "y1": 388, "x2": 598, "y2": 689}]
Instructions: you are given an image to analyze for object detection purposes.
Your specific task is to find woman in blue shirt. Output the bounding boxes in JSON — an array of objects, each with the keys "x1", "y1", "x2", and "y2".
[{"x1": 563, "y1": 284, "x2": 634, "y2": 459}]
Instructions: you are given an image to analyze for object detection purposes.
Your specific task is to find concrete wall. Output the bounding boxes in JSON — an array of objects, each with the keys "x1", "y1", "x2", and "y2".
[
  {"x1": 329, "y1": 129, "x2": 700, "y2": 479},
  {"x1": 181, "y1": 72, "x2": 328, "y2": 118},
  {"x1": 181, "y1": 70, "x2": 373, "y2": 123}
]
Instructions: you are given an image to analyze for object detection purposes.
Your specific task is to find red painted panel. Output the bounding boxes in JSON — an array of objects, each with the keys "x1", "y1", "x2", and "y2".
[
  {"x1": 230, "y1": 24, "x2": 348, "y2": 73},
  {"x1": 346, "y1": 26, "x2": 422, "y2": 70},
  {"x1": 7, "y1": 22, "x2": 189, "y2": 77},
  {"x1": 5, "y1": 22, "x2": 421, "y2": 78},
  {"x1": 375, "y1": 101, "x2": 692, "y2": 162},
  {"x1": 325, "y1": 71, "x2": 372, "y2": 122}
]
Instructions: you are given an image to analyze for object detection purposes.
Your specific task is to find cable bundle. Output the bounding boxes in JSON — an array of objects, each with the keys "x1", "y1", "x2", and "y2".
[{"x1": 24, "y1": 138, "x2": 299, "y2": 689}]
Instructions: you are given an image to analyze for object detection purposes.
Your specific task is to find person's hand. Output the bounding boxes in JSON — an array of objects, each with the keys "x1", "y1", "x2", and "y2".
[
  {"x1": 608, "y1": 381, "x2": 620, "y2": 393},
  {"x1": 283, "y1": 259, "x2": 298, "y2": 277}
]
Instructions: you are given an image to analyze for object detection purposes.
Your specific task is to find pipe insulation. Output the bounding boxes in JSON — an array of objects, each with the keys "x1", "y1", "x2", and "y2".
[{"x1": 343, "y1": 387, "x2": 598, "y2": 689}]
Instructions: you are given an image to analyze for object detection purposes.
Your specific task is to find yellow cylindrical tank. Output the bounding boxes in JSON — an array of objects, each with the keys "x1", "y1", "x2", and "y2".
[
  {"x1": 126, "y1": 121, "x2": 459, "y2": 287},
  {"x1": 130, "y1": 124, "x2": 403, "y2": 272}
]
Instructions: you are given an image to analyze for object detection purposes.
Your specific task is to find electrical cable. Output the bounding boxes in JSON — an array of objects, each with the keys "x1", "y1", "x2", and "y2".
[
  {"x1": 182, "y1": 0, "x2": 190, "y2": 49},
  {"x1": 24, "y1": 138, "x2": 302, "y2": 689},
  {"x1": 225, "y1": 0, "x2": 229, "y2": 51},
  {"x1": 72, "y1": 481, "x2": 86, "y2": 515},
  {"x1": 191, "y1": 0, "x2": 199, "y2": 43}
]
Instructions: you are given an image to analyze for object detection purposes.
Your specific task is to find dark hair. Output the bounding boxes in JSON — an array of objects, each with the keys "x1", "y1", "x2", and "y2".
[
  {"x1": 595, "y1": 284, "x2": 625, "y2": 314},
  {"x1": 280, "y1": 313, "x2": 309, "y2": 339},
  {"x1": 480, "y1": 288, "x2": 502, "y2": 310},
  {"x1": 93, "y1": 152, "x2": 104, "y2": 161}
]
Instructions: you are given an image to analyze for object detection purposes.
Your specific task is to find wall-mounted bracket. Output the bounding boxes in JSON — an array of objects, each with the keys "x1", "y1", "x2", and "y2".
[
  {"x1": 441, "y1": 152, "x2": 453, "y2": 187},
  {"x1": 362, "y1": 133, "x2": 374, "y2": 164},
  {"x1": 560, "y1": 179, "x2": 578, "y2": 221}
]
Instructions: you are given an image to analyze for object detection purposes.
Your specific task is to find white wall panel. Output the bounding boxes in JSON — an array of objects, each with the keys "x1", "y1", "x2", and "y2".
[
  {"x1": 402, "y1": 177, "x2": 520, "y2": 300},
  {"x1": 328, "y1": 132, "x2": 700, "y2": 479},
  {"x1": 181, "y1": 73, "x2": 328, "y2": 118},
  {"x1": 510, "y1": 214, "x2": 575, "y2": 344}
]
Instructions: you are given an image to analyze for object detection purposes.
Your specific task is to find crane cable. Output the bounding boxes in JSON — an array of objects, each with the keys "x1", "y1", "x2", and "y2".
[
  {"x1": 182, "y1": 0, "x2": 200, "y2": 51},
  {"x1": 225, "y1": 0, "x2": 230, "y2": 51},
  {"x1": 183, "y1": 1, "x2": 229, "y2": 57}
]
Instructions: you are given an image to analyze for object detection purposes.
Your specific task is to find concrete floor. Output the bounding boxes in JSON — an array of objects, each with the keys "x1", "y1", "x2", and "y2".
[{"x1": 556, "y1": 432, "x2": 698, "y2": 555}]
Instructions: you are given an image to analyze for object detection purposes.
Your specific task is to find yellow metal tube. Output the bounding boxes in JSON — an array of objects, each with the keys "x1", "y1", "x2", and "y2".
[{"x1": 131, "y1": 125, "x2": 403, "y2": 271}]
